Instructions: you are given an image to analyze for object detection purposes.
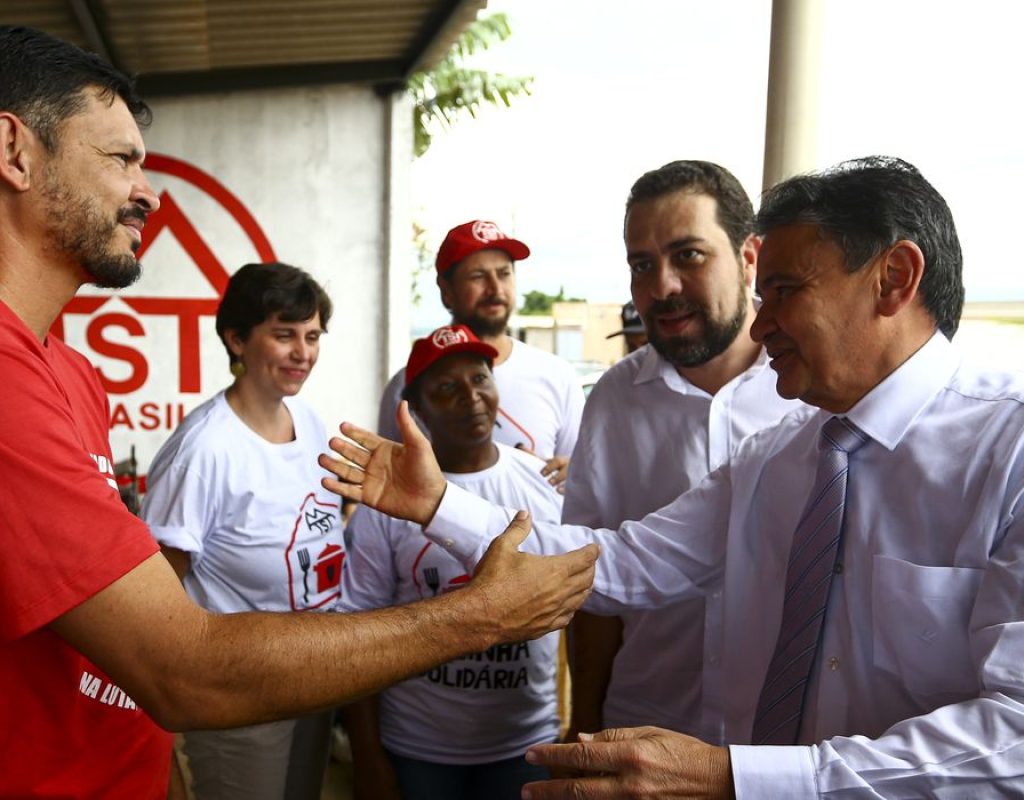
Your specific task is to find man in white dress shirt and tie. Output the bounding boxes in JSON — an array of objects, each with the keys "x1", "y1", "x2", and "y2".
[{"x1": 323, "y1": 155, "x2": 1024, "y2": 797}]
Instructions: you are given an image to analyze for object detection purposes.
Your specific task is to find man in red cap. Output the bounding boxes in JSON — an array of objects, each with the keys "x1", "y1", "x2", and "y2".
[{"x1": 378, "y1": 220, "x2": 585, "y2": 489}]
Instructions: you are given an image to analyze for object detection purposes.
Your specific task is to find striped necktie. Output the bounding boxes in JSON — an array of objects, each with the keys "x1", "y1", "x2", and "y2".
[{"x1": 751, "y1": 416, "x2": 870, "y2": 745}]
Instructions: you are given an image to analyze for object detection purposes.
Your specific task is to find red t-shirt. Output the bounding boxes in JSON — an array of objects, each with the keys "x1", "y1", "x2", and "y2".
[{"x1": 0, "y1": 301, "x2": 172, "y2": 797}]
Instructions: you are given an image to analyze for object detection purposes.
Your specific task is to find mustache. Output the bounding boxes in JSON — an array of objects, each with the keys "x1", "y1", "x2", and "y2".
[
  {"x1": 645, "y1": 297, "x2": 701, "y2": 317},
  {"x1": 117, "y1": 204, "x2": 148, "y2": 225}
]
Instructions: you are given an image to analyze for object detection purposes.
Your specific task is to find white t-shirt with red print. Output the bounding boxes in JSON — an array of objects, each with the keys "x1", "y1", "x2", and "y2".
[
  {"x1": 339, "y1": 443, "x2": 564, "y2": 763},
  {"x1": 142, "y1": 391, "x2": 344, "y2": 614}
]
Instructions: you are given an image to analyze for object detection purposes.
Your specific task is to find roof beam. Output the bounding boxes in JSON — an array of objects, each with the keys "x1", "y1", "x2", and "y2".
[
  {"x1": 136, "y1": 59, "x2": 407, "y2": 97},
  {"x1": 401, "y1": 0, "x2": 485, "y2": 78},
  {"x1": 67, "y1": 0, "x2": 121, "y2": 69}
]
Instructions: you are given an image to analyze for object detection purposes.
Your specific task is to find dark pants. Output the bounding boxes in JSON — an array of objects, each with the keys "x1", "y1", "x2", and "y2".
[{"x1": 386, "y1": 747, "x2": 550, "y2": 800}]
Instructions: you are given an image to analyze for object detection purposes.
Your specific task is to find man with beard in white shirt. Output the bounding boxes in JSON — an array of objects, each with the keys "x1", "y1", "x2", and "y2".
[
  {"x1": 322, "y1": 156, "x2": 1024, "y2": 798},
  {"x1": 565, "y1": 161, "x2": 801, "y2": 749},
  {"x1": 378, "y1": 220, "x2": 585, "y2": 490}
]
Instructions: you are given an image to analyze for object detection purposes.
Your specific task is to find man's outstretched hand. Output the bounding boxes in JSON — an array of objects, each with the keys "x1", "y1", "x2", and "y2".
[
  {"x1": 522, "y1": 726, "x2": 734, "y2": 800},
  {"x1": 321, "y1": 403, "x2": 600, "y2": 645},
  {"x1": 470, "y1": 510, "x2": 599, "y2": 642},
  {"x1": 320, "y1": 401, "x2": 446, "y2": 526}
]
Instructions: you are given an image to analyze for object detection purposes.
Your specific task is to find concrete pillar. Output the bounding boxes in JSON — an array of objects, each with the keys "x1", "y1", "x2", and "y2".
[
  {"x1": 381, "y1": 90, "x2": 415, "y2": 385},
  {"x1": 762, "y1": 0, "x2": 824, "y2": 191}
]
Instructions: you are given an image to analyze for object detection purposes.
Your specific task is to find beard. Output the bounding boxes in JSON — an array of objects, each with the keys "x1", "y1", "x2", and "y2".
[
  {"x1": 456, "y1": 301, "x2": 512, "y2": 338},
  {"x1": 643, "y1": 283, "x2": 748, "y2": 369},
  {"x1": 41, "y1": 168, "x2": 144, "y2": 289}
]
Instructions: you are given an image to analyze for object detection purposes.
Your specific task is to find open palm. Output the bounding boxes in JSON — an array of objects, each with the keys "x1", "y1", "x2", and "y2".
[{"x1": 320, "y1": 401, "x2": 446, "y2": 526}]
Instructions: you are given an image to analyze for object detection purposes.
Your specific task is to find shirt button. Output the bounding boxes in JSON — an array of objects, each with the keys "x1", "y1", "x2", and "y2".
[
  {"x1": 829, "y1": 657, "x2": 840, "y2": 671},
  {"x1": 834, "y1": 562, "x2": 844, "y2": 575},
  {"x1": 444, "y1": 538, "x2": 455, "y2": 549},
  {"x1": 709, "y1": 655, "x2": 719, "y2": 666}
]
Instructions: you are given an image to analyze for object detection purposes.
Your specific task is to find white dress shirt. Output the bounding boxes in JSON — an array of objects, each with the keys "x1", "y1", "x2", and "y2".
[
  {"x1": 563, "y1": 345, "x2": 799, "y2": 739},
  {"x1": 424, "y1": 333, "x2": 1024, "y2": 796}
]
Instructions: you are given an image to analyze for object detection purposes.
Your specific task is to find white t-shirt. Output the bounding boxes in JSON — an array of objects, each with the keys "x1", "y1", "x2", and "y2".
[
  {"x1": 378, "y1": 338, "x2": 584, "y2": 460},
  {"x1": 339, "y1": 443, "x2": 563, "y2": 763},
  {"x1": 142, "y1": 391, "x2": 344, "y2": 614},
  {"x1": 563, "y1": 345, "x2": 800, "y2": 740}
]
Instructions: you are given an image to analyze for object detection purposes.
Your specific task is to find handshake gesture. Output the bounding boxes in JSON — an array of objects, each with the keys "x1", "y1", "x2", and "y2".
[{"x1": 319, "y1": 402, "x2": 599, "y2": 644}]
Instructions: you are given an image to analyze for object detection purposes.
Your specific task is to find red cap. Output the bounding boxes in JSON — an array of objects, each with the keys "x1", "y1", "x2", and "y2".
[
  {"x1": 435, "y1": 220, "x2": 530, "y2": 274},
  {"x1": 405, "y1": 325, "x2": 499, "y2": 386}
]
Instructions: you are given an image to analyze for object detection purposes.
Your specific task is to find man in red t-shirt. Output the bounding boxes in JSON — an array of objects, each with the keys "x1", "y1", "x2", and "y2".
[{"x1": 0, "y1": 26, "x2": 598, "y2": 798}]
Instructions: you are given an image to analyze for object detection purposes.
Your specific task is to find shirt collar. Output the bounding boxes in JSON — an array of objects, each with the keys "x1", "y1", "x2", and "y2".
[
  {"x1": 634, "y1": 343, "x2": 665, "y2": 386},
  {"x1": 634, "y1": 343, "x2": 773, "y2": 395},
  {"x1": 843, "y1": 331, "x2": 959, "y2": 451}
]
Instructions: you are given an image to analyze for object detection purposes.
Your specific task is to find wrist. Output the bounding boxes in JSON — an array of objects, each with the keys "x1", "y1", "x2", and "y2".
[
  {"x1": 418, "y1": 480, "x2": 447, "y2": 527},
  {"x1": 442, "y1": 583, "x2": 501, "y2": 654},
  {"x1": 707, "y1": 745, "x2": 735, "y2": 800}
]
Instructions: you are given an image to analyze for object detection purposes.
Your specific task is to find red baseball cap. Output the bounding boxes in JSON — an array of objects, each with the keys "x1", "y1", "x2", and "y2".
[
  {"x1": 435, "y1": 220, "x2": 531, "y2": 274},
  {"x1": 405, "y1": 325, "x2": 499, "y2": 386}
]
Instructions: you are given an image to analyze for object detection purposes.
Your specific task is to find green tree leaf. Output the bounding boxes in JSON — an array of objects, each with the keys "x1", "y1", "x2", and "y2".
[
  {"x1": 408, "y1": 13, "x2": 534, "y2": 158},
  {"x1": 519, "y1": 287, "x2": 585, "y2": 315}
]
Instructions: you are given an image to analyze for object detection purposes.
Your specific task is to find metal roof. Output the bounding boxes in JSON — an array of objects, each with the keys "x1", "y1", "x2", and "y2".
[{"x1": 0, "y1": 0, "x2": 487, "y2": 95}]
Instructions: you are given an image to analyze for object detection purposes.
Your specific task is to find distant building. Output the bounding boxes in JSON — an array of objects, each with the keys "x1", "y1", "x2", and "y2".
[{"x1": 511, "y1": 302, "x2": 624, "y2": 367}]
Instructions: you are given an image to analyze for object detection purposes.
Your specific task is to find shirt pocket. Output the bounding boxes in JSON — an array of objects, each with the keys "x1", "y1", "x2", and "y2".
[{"x1": 871, "y1": 555, "x2": 983, "y2": 698}]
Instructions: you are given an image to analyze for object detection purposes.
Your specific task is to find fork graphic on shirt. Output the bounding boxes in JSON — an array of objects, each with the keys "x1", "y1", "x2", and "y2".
[
  {"x1": 297, "y1": 547, "x2": 311, "y2": 604},
  {"x1": 423, "y1": 566, "x2": 440, "y2": 596}
]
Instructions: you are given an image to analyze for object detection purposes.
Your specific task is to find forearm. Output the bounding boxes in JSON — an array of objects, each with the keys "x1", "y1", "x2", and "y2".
[
  {"x1": 567, "y1": 611, "x2": 623, "y2": 734},
  {"x1": 343, "y1": 694, "x2": 402, "y2": 800},
  {"x1": 426, "y1": 483, "x2": 717, "y2": 611},
  {"x1": 342, "y1": 695, "x2": 387, "y2": 763},
  {"x1": 731, "y1": 695, "x2": 1024, "y2": 798},
  {"x1": 188, "y1": 601, "x2": 496, "y2": 728},
  {"x1": 52, "y1": 553, "x2": 499, "y2": 732}
]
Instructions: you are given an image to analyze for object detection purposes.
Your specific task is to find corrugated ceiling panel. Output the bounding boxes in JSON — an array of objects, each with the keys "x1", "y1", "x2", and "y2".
[
  {"x1": 98, "y1": 0, "x2": 439, "y2": 72},
  {"x1": 0, "y1": 0, "x2": 487, "y2": 89},
  {"x1": 0, "y1": 0, "x2": 87, "y2": 47}
]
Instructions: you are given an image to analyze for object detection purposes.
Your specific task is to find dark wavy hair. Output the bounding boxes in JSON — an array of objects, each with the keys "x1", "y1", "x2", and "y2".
[
  {"x1": 215, "y1": 263, "x2": 333, "y2": 365},
  {"x1": 0, "y1": 25, "x2": 151, "y2": 152},
  {"x1": 756, "y1": 156, "x2": 963, "y2": 338},
  {"x1": 625, "y1": 160, "x2": 754, "y2": 253}
]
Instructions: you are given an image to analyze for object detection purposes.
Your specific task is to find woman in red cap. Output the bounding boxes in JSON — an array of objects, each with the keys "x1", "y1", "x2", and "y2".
[{"x1": 340, "y1": 324, "x2": 565, "y2": 800}]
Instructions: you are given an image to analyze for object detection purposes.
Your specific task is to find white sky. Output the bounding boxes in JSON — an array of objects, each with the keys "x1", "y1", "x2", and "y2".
[{"x1": 411, "y1": 0, "x2": 1024, "y2": 329}]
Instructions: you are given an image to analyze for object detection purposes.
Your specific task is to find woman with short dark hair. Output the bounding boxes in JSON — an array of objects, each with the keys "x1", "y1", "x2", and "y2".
[{"x1": 141, "y1": 262, "x2": 342, "y2": 799}]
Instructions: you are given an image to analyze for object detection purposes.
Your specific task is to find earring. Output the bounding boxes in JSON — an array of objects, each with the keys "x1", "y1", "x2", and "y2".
[{"x1": 230, "y1": 360, "x2": 246, "y2": 378}]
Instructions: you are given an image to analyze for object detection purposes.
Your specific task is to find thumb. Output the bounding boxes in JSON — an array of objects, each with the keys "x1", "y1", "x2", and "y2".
[
  {"x1": 496, "y1": 510, "x2": 532, "y2": 549},
  {"x1": 397, "y1": 401, "x2": 428, "y2": 447}
]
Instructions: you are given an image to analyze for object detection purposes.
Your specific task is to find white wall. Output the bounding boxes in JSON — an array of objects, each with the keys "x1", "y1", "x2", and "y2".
[{"x1": 61, "y1": 84, "x2": 414, "y2": 475}]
